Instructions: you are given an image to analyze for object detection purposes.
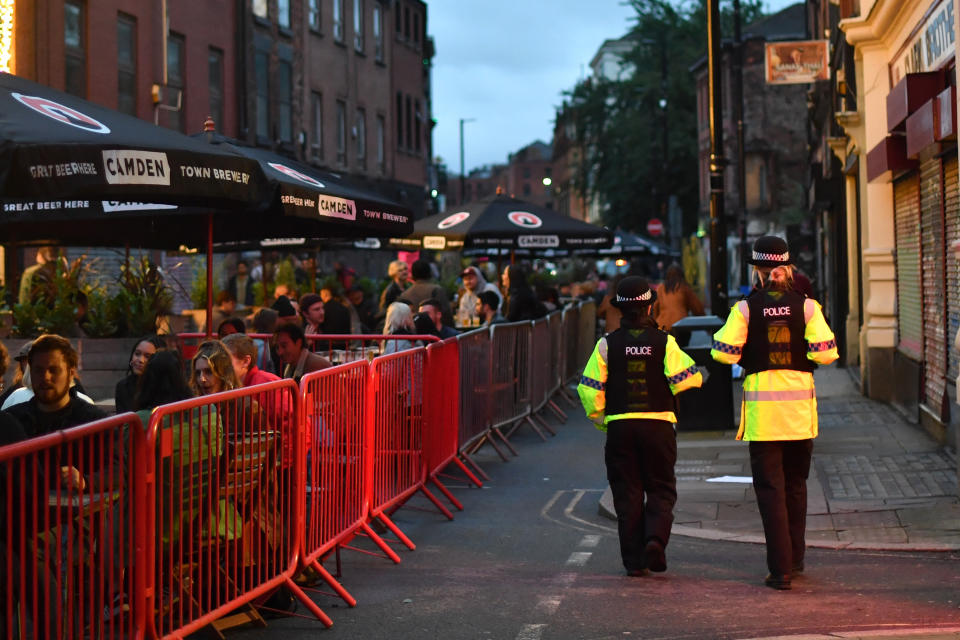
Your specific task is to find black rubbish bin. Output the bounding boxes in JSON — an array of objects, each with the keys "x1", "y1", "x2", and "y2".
[{"x1": 671, "y1": 315, "x2": 735, "y2": 431}]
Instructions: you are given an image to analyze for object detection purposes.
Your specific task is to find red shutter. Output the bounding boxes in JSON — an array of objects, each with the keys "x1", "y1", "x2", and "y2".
[{"x1": 895, "y1": 174, "x2": 923, "y2": 361}]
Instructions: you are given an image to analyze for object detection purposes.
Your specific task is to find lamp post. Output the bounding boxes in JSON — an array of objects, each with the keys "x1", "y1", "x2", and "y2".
[
  {"x1": 459, "y1": 117, "x2": 475, "y2": 204},
  {"x1": 706, "y1": 0, "x2": 729, "y2": 314},
  {"x1": 733, "y1": 0, "x2": 748, "y2": 289}
]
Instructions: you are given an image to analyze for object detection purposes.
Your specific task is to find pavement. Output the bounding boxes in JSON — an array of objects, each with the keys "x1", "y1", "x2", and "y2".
[{"x1": 598, "y1": 366, "x2": 960, "y2": 551}]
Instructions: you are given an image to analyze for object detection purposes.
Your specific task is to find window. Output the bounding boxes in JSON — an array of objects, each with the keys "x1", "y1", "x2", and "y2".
[
  {"x1": 277, "y1": 61, "x2": 292, "y2": 142},
  {"x1": 523, "y1": 166, "x2": 531, "y2": 179},
  {"x1": 353, "y1": 0, "x2": 364, "y2": 51},
  {"x1": 333, "y1": 0, "x2": 344, "y2": 42},
  {"x1": 117, "y1": 14, "x2": 136, "y2": 115},
  {"x1": 523, "y1": 183, "x2": 531, "y2": 196},
  {"x1": 278, "y1": 0, "x2": 291, "y2": 29},
  {"x1": 414, "y1": 99, "x2": 421, "y2": 153},
  {"x1": 356, "y1": 108, "x2": 366, "y2": 167},
  {"x1": 396, "y1": 92, "x2": 403, "y2": 148},
  {"x1": 64, "y1": 1, "x2": 86, "y2": 97},
  {"x1": 404, "y1": 5, "x2": 410, "y2": 40},
  {"x1": 252, "y1": 0, "x2": 267, "y2": 19},
  {"x1": 405, "y1": 95, "x2": 412, "y2": 151},
  {"x1": 373, "y1": 4, "x2": 383, "y2": 62},
  {"x1": 336, "y1": 100, "x2": 347, "y2": 165},
  {"x1": 208, "y1": 48, "x2": 224, "y2": 130},
  {"x1": 413, "y1": 11, "x2": 419, "y2": 45},
  {"x1": 311, "y1": 92, "x2": 323, "y2": 161},
  {"x1": 255, "y1": 50, "x2": 269, "y2": 140},
  {"x1": 166, "y1": 33, "x2": 185, "y2": 132},
  {"x1": 376, "y1": 115, "x2": 385, "y2": 172},
  {"x1": 396, "y1": 2, "x2": 402, "y2": 34},
  {"x1": 308, "y1": 0, "x2": 321, "y2": 31}
]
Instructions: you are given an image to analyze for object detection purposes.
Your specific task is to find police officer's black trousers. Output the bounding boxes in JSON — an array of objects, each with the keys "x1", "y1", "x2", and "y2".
[
  {"x1": 604, "y1": 419, "x2": 677, "y2": 571},
  {"x1": 748, "y1": 439, "x2": 814, "y2": 576}
]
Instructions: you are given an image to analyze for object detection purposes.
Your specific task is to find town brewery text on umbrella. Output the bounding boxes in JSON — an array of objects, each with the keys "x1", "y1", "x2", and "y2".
[{"x1": 388, "y1": 195, "x2": 612, "y2": 258}]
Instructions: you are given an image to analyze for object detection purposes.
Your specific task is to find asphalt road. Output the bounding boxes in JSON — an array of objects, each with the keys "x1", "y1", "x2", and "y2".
[{"x1": 235, "y1": 406, "x2": 960, "y2": 640}]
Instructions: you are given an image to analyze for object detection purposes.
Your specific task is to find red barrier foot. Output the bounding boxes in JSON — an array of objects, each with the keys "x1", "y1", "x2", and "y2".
[
  {"x1": 361, "y1": 521, "x2": 403, "y2": 563},
  {"x1": 311, "y1": 560, "x2": 357, "y2": 607},
  {"x1": 419, "y1": 483, "x2": 455, "y2": 520},
  {"x1": 285, "y1": 577, "x2": 333, "y2": 628},
  {"x1": 430, "y1": 476, "x2": 464, "y2": 511}
]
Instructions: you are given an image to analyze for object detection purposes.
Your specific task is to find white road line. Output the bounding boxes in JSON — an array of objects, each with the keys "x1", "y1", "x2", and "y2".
[
  {"x1": 516, "y1": 623, "x2": 547, "y2": 640},
  {"x1": 580, "y1": 534, "x2": 601, "y2": 548},
  {"x1": 566, "y1": 551, "x2": 592, "y2": 566},
  {"x1": 535, "y1": 595, "x2": 563, "y2": 616}
]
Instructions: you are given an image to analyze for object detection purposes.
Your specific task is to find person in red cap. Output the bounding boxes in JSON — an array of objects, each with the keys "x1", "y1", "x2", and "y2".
[{"x1": 578, "y1": 277, "x2": 702, "y2": 577}]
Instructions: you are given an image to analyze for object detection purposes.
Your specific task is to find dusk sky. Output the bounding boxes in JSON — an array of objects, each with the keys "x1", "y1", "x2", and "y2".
[{"x1": 430, "y1": 0, "x2": 803, "y2": 175}]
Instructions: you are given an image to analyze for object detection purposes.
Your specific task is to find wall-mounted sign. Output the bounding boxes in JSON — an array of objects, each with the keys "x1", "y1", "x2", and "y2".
[
  {"x1": 764, "y1": 40, "x2": 829, "y2": 85},
  {"x1": 890, "y1": 0, "x2": 955, "y2": 86}
]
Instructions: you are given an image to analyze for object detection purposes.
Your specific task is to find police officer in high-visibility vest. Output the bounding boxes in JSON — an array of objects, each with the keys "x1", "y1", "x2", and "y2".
[
  {"x1": 711, "y1": 235, "x2": 838, "y2": 590},
  {"x1": 578, "y1": 277, "x2": 702, "y2": 576}
]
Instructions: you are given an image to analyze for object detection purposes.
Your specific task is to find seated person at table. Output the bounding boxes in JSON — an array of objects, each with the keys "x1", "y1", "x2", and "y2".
[
  {"x1": 209, "y1": 290, "x2": 238, "y2": 334},
  {"x1": 274, "y1": 324, "x2": 331, "y2": 383},
  {"x1": 114, "y1": 335, "x2": 165, "y2": 414},
  {"x1": 4, "y1": 334, "x2": 106, "y2": 438},
  {"x1": 477, "y1": 291, "x2": 506, "y2": 327},
  {"x1": 217, "y1": 317, "x2": 246, "y2": 337},
  {"x1": 299, "y1": 293, "x2": 325, "y2": 336},
  {"x1": 418, "y1": 299, "x2": 459, "y2": 339},
  {"x1": 222, "y1": 333, "x2": 280, "y2": 387},
  {"x1": 382, "y1": 302, "x2": 417, "y2": 354}
]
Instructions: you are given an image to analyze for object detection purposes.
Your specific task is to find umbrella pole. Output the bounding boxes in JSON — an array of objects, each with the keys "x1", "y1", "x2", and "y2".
[{"x1": 206, "y1": 213, "x2": 214, "y2": 338}]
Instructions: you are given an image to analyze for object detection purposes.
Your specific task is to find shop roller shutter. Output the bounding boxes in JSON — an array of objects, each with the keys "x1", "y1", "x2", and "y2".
[
  {"x1": 920, "y1": 157, "x2": 945, "y2": 412},
  {"x1": 944, "y1": 156, "x2": 959, "y2": 383},
  {"x1": 894, "y1": 174, "x2": 923, "y2": 362}
]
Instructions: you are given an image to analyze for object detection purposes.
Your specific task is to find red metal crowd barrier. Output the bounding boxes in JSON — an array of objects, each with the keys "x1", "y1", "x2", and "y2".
[
  {"x1": 143, "y1": 379, "x2": 332, "y2": 637},
  {"x1": 423, "y1": 338, "x2": 482, "y2": 508},
  {"x1": 455, "y1": 328, "x2": 496, "y2": 470},
  {"x1": 0, "y1": 413, "x2": 146, "y2": 640},
  {"x1": 577, "y1": 301, "x2": 597, "y2": 376},
  {"x1": 0, "y1": 312, "x2": 592, "y2": 636},
  {"x1": 298, "y1": 360, "x2": 368, "y2": 608},
  {"x1": 366, "y1": 348, "x2": 427, "y2": 551}
]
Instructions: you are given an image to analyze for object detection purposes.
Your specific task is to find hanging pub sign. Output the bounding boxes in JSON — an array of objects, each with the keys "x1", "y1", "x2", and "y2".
[{"x1": 765, "y1": 40, "x2": 829, "y2": 85}]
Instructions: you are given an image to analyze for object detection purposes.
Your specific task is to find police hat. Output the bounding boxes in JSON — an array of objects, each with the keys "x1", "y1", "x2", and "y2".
[
  {"x1": 748, "y1": 235, "x2": 791, "y2": 268},
  {"x1": 611, "y1": 276, "x2": 656, "y2": 309}
]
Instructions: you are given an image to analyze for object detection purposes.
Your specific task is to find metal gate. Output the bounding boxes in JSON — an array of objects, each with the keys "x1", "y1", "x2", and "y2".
[
  {"x1": 894, "y1": 173, "x2": 923, "y2": 361},
  {"x1": 920, "y1": 156, "x2": 947, "y2": 417}
]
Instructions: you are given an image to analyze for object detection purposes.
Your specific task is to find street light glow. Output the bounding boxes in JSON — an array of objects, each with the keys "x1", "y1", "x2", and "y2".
[
  {"x1": 542, "y1": 177, "x2": 552, "y2": 186},
  {"x1": 0, "y1": 0, "x2": 14, "y2": 74}
]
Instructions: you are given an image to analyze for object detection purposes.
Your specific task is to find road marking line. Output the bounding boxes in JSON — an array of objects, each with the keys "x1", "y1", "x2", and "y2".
[
  {"x1": 535, "y1": 595, "x2": 562, "y2": 615},
  {"x1": 516, "y1": 623, "x2": 547, "y2": 640},
  {"x1": 566, "y1": 551, "x2": 592, "y2": 566},
  {"x1": 580, "y1": 534, "x2": 601, "y2": 548},
  {"x1": 540, "y1": 489, "x2": 617, "y2": 535}
]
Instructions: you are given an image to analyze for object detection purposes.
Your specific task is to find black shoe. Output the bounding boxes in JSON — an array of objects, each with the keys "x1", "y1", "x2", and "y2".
[
  {"x1": 626, "y1": 568, "x2": 649, "y2": 577},
  {"x1": 764, "y1": 573, "x2": 792, "y2": 590},
  {"x1": 645, "y1": 539, "x2": 667, "y2": 573}
]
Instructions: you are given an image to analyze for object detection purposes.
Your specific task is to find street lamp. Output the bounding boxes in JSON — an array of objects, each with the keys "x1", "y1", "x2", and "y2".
[
  {"x1": 459, "y1": 117, "x2": 476, "y2": 204},
  {"x1": 706, "y1": 0, "x2": 729, "y2": 314}
]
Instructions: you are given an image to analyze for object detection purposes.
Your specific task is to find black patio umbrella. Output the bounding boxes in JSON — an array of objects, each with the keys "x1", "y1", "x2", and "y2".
[
  {"x1": 577, "y1": 229, "x2": 678, "y2": 257},
  {"x1": 0, "y1": 72, "x2": 274, "y2": 248},
  {"x1": 387, "y1": 195, "x2": 612, "y2": 254},
  {"x1": 198, "y1": 131, "x2": 414, "y2": 242}
]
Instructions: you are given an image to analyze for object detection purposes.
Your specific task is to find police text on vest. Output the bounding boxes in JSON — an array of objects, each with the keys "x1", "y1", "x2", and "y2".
[
  {"x1": 625, "y1": 346, "x2": 653, "y2": 356},
  {"x1": 762, "y1": 306, "x2": 791, "y2": 317}
]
